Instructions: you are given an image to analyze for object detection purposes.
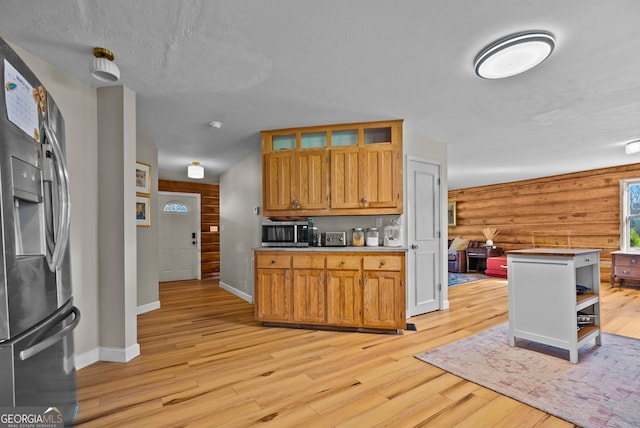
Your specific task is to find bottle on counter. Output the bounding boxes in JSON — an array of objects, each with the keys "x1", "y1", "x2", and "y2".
[
  {"x1": 311, "y1": 227, "x2": 319, "y2": 246},
  {"x1": 352, "y1": 228, "x2": 365, "y2": 247},
  {"x1": 366, "y1": 227, "x2": 379, "y2": 247}
]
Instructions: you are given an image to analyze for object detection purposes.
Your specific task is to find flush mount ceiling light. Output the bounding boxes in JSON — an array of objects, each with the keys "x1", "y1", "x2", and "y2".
[
  {"x1": 90, "y1": 47, "x2": 120, "y2": 83},
  {"x1": 188, "y1": 161, "x2": 204, "y2": 179},
  {"x1": 209, "y1": 121, "x2": 222, "y2": 129},
  {"x1": 474, "y1": 31, "x2": 555, "y2": 79},
  {"x1": 625, "y1": 140, "x2": 640, "y2": 155}
]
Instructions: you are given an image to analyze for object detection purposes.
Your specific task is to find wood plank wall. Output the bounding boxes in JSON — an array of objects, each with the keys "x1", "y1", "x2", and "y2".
[
  {"x1": 448, "y1": 163, "x2": 640, "y2": 283},
  {"x1": 158, "y1": 180, "x2": 220, "y2": 279}
]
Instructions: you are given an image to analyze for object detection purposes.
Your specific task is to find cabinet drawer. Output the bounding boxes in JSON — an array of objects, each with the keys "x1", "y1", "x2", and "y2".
[
  {"x1": 326, "y1": 255, "x2": 361, "y2": 270},
  {"x1": 363, "y1": 256, "x2": 402, "y2": 271},
  {"x1": 614, "y1": 265, "x2": 640, "y2": 277},
  {"x1": 614, "y1": 254, "x2": 640, "y2": 267},
  {"x1": 256, "y1": 254, "x2": 292, "y2": 269},
  {"x1": 292, "y1": 255, "x2": 325, "y2": 269},
  {"x1": 574, "y1": 253, "x2": 599, "y2": 268}
]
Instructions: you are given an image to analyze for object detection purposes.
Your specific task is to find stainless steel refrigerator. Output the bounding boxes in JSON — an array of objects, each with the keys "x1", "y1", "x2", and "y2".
[{"x1": 0, "y1": 38, "x2": 80, "y2": 425}]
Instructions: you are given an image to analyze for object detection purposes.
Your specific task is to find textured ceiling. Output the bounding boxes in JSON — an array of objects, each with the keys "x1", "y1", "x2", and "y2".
[{"x1": 2, "y1": 0, "x2": 640, "y2": 189}]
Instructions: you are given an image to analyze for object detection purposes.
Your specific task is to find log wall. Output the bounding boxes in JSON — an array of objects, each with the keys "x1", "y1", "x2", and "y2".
[
  {"x1": 448, "y1": 163, "x2": 640, "y2": 283},
  {"x1": 158, "y1": 180, "x2": 220, "y2": 279}
]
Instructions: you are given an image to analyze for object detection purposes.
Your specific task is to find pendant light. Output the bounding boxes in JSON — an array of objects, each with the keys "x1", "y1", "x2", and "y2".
[
  {"x1": 90, "y1": 47, "x2": 120, "y2": 83},
  {"x1": 474, "y1": 31, "x2": 555, "y2": 79},
  {"x1": 188, "y1": 161, "x2": 204, "y2": 179}
]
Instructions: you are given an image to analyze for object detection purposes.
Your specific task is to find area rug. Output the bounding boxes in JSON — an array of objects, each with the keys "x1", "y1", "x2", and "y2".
[
  {"x1": 447, "y1": 272, "x2": 488, "y2": 286},
  {"x1": 415, "y1": 323, "x2": 640, "y2": 428}
]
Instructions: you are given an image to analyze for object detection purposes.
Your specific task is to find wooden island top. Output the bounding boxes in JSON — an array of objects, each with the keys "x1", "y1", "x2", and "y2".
[{"x1": 506, "y1": 248, "x2": 601, "y2": 258}]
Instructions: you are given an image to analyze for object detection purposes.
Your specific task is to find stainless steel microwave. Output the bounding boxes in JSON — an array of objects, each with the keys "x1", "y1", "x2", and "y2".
[{"x1": 261, "y1": 221, "x2": 309, "y2": 247}]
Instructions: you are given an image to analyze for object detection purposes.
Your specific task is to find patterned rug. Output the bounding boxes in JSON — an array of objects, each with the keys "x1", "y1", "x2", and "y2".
[
  {"x1": 447, "y1": 272, "x2": 488, "y2": 286},
  {"x1": 415, "y1": 324, "x2": 640, "y2": 428}
]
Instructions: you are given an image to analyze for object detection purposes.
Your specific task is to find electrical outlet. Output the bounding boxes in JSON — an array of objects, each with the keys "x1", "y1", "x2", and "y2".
[{"x1": 253, "y1": 206, "x2": 260, "y2": 215}]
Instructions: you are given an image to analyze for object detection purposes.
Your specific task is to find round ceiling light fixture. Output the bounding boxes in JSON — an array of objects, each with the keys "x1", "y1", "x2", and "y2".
[
  {"x1": 625, "y1": 140, "x2": 640, "y2": 155},
  {"x1": 90, "y1": 47, "x2": 120, "y2": 83},
  {"x1": 474, "y1": 31, "x2": 556, "y2": 79},
  {"x1": 188, "y1": 161, "x2": 204, "y2": 179}
]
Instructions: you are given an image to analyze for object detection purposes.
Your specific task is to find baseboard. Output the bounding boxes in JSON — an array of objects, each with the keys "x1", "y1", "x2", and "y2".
[
  {"x1": 137, "y1": 300, "x2": 160, "y2": 315},
  {"x1": 442, "y1": 299, "x2": 450, "y2": 310},
  {"x1": 219, "y1": 281, "x2": 253, "y2": 303},
  {"x1": 99, "y1": 343, "x2": 141, "y2": 363},
  {"x1": 75, "y1": 348, "x2": 100, "y2": 370}
]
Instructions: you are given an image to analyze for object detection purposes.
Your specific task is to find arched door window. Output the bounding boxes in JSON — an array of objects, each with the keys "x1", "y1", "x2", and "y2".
[{"x1": 163, "y1": 201, "x2": 189, "y2": 213}]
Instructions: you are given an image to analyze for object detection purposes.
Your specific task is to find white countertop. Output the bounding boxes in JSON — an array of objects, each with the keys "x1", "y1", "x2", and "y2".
[{"x1": 254, "y1": 246, "x2": 407, "y2": 252}]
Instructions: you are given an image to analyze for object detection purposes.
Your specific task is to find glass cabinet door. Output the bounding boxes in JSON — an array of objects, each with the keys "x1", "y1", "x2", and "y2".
[
  {"x1": 272, "y1": 134, "x2": 296, "y2": 150},
  {"x1": 331, "y1": 130, "x2": 358, "y2": 147},
  {"x1": 363, "y1": 127, "x2": 392, "y2": 144},
  {"x1": 300, "y1": 132, "x2": 327, "y2": 149}
]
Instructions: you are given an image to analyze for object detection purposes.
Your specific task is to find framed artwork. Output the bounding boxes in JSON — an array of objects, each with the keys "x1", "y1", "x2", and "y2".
[
  {"x1": 136, "y1": 162, "x2": 151, "y2": 195},
  {"x1": 448, "y1": 201, "x2": 457, "y2": 226},
  {"x1": 136, "y1": 195, "x2": 151, "y2": 227}
]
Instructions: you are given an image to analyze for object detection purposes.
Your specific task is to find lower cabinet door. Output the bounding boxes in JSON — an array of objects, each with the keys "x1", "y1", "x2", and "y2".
[
  {"x1": 292, "y1": 269, "x2": 326, "y2": 324},
  {"x1": 326, "y1": 269, "x2": 362, "y2": 326},
  {"x1": 255, "y1": 268, "x2": 291, "y2": 322},
  {"x1": 363, "y1": 271, "x2": 404, "y2": 329}
]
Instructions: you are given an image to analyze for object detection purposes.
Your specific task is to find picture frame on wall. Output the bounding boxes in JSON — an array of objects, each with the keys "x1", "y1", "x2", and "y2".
[
  {"x1": 136, "y1": 162, "x2": 151, "y2": 195},
  {"x1": 448, "y1": 201, "x2": 456, "y2": 226},
  {"x1": 136, "y1": 195, "x2": 151, "y2": 227}
]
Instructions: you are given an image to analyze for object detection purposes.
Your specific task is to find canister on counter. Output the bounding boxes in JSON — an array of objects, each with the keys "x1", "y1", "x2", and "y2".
[
  {"x1": 366, "y1": 227, "x2": 379, "y2": 247},
  {"x1": 352, "y1": 228, "x2": 365, "y2": 246}
]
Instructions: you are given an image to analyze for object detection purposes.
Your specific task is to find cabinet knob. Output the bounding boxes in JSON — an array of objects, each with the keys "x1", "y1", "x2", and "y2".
[
  {"x1": 340, "y1": 260, "x2": 345, "y2": 265},
  {"x1": 411, "y1": 244, "x2": 419, "y2": 250},
  {"x1": 292, "y1": 199, "x2": 299, "y2": 207},
  {"x1": 361, "y1": 197, "x2": 368, "y2": 203},
  {"x1": 632, "y1": 259, "x2": 637, "y2": 264},
  {"x1": 380, "y1": 260, "x2": 385, "y2": 266},
  {"x1": 585, "y1": 258, "x2": 590, "y2": 262},
  {"x1": 271, "y1": 260, "x2": 275, "y2": 264}
]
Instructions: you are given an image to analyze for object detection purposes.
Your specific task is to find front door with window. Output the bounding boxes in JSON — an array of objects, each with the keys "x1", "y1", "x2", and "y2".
[{"x1": 158, "y1": 192, "x2": 200, "y2": 281}]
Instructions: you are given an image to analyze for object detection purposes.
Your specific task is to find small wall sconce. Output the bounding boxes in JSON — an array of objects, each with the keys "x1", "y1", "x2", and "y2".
[{"x1": 90, "y1": 47, "x2": 120, "y2": 83}]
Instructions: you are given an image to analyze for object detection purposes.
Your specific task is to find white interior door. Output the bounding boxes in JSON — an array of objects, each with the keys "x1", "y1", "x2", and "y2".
[
  {"x1": 407, "y1": 157, "x2": 441, "y2": 316},
  {"x1": 158, "y1": 192, "x2": 201, "y2": 282}
]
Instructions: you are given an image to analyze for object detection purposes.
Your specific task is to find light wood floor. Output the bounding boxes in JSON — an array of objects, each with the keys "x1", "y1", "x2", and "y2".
[{"x1": 75, "y1": 278, "x2": 640, "y2": 427}]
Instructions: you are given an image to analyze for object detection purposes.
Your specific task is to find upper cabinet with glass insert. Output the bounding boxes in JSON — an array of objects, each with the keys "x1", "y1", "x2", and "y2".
[{"x1": 262, "y1": 120, "x2": 403, "y2": 217}]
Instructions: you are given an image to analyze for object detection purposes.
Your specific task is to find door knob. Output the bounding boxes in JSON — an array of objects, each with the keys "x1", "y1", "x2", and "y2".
[{"x1": 411, "y1": 244, "x2": 419, "y2": 250}]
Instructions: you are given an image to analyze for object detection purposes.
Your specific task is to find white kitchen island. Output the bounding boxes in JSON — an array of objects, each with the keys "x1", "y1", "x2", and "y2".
[{"x1": 507, "y1": 248, "x2": 602, "y2": 363}]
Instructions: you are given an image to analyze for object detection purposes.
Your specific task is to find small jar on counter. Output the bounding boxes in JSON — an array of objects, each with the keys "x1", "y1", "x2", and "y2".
[
  {"x1": 352, "y1": 228, "x2": 365, "y2": 246},
  {"x1": 366, "y1": 227, "x2": 379, "y2": 247}
]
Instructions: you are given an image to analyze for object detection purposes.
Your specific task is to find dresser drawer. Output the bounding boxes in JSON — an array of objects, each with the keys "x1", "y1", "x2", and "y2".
[
  {"x1": 613, "y1": 254, "x2": 640, "y2": 267},
  {"x1": 256, "y1": 254, "x2": 292, "y2": 269},
  {"x1": 363, "y1": 256, "x2": 403, "y2": 271},
  {"x1": 614, "y1": 265, "x2": 640, "y2": 277}
]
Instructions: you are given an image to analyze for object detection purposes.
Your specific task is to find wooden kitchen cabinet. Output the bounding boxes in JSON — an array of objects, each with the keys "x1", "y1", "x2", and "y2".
[
  {"x1": 255, "y1": 254, "x2": 292, "y2": 322},
  {"x1": 263, "y1": 149, "x2": 329, "y2": 213},
  {"x1": 292, "y1": 255, "x2": 326, "y2": 324},
  {"x1": 255, "y1": 250, "x2": 406, "y2": 332},
  {"x1": 326, "y1": 255, "x2": 362, "y2": 326},
  {"x1": 363, "y1": 256, "x2": 405, "y2": 328},
  {"x1": 262, "y1": 120, "x2": 403, "y2": 217}
]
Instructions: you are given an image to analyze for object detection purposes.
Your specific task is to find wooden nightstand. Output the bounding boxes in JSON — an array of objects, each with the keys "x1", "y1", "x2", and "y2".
[
  {"x1": 467, "y1": 246, "x2": 503, "y2": 273},
  {"x1": 611, "y1": 251, "x2": 640, "y2": 286}
]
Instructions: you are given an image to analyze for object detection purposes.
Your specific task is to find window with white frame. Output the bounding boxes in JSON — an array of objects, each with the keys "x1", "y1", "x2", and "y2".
[{"x1": 620, "y1": 179, "x2": 640, "y2": 251}]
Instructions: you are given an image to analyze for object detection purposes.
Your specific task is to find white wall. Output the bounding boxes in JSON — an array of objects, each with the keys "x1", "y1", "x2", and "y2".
[
  {"x1": 219, "y1": 149, "x2": 262, "y2": 301},
  {"x1": 10, "y1": 43, "x2": 101, "y2": 360},
  {"x1": 136, "y1": 123, "x2": 159, "y2": 312}
]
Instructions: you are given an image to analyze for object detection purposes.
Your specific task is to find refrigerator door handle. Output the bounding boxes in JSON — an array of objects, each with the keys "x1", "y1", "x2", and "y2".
[
  {"x1": 43, "y1": 123, "x2": 71, "y2": 271},
  {"x1": 18, "y1": 306, "x2": 80, "y2": 361}
]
